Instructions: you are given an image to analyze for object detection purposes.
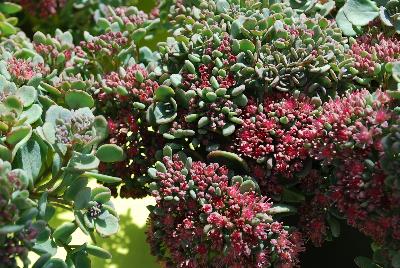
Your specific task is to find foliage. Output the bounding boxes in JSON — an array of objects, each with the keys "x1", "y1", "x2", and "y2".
[
  {"x1": 1, "y1": 0, "x2": 400, "y2": 267},
  {"x1": 0, "y1": 13, "x2": 127, "y2": 268}
]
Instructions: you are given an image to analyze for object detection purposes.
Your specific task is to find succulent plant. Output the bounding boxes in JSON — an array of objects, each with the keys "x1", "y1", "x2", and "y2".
[
  {"x1": 0, "y1": 23, "x2": 125, "y2": 266},
  {"x1": 147, "y1": 146, "x2": 304, "y2": 268},
  {"x1": 149, "y1": 0, "x2": 354, "y2": 152}
]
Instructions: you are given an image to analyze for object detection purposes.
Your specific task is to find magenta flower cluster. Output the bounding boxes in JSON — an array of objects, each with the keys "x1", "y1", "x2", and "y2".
[
  {"x1": 147, "y1": 155, "x2": 304, "y2": 268},
  {"x1": 235, "y1": 94, "x2": 317, "y2": 179}
]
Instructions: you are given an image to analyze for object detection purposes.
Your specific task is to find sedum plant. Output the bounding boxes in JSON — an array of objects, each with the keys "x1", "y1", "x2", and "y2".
[
  {"x1": 144, "y1": 0, "x2": 400, "y2": 267},
  {"x1": 147, "y1": 145, "x2": 304, "y2": 268},
  {"x1": 0, "y1": 25, "x2": 124, "y2": 268}
]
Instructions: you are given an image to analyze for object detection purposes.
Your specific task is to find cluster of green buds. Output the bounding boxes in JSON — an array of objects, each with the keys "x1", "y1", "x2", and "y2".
[{"x1": 0, "y1": 26, "x2": 124, "y2": 268}]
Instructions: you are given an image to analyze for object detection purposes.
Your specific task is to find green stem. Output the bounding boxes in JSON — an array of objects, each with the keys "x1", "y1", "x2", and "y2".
[{"x1": 89, "y1": 231, "x2": 97, "y2": 245}]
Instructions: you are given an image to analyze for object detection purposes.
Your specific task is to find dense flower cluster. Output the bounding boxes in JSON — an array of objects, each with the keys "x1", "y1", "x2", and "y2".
[
  {"x1": 235, "y1": 94, "x2": 317, "y2": 179},
  {"x1": 106, "y1": 6, "x2": 159, "y2": 26},
  {"x1": 147, "y1": 154, "x2": 304, "y2": 268},
  {"x1": 308, "y1": 90, "x2": 392, "y2": 163},
  {"x1": 351, "y1": 33, "x2": 400, "y2": 74},
  {"x1": 7, "y1": 57, "x2": 49, "y2": 83},
  {"x1": 102, "y1": 64, "x2": 157, "y2": 103},
  {"x1": 298, "y1": 193, "x2": 330, "y2": 247},
  {"x1": 78, "y1": 31, "x2": 128, "y2": 56},
  {"x1": 17, "y1": 0, "x2": 67, "y2": 17},
  {"x1": 330, "y1": 159, "x2": 398, "y2": 244}
]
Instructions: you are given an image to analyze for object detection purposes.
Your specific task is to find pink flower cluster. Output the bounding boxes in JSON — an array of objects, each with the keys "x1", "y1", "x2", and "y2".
[
  {"x1": 329, "y1": 158, "x2": 400, "y2": 244},
  {"x1": 351, "y1": 33, "x2": 400, "y2": 73},
  {"x1": 147, "y1": 155, "x2": 304, "y2": 268},
  {"x1": 182, "y1": 35, "x2": 237, "y2": 91},
  {"x1": 102, "y1": 64, "x2": 158, "y2": 104},
  {"x1": 77, "y1": 32, "x2": 128, "y2": 56},
  {"x1": 298, "y1": 193, "x2": 330, "y2": 247},
  {"x1": 108, "y1": 7, "x2": 159, "y2": 26},
  {"x1": 7, "y1": 57, "x2": 49, "y2": 83},
  {"x1": 235, "y1": 94, "x2": 317, "y2": 178},
  {"x1": 18, "y1": 0, "x2": 67, "y2": 17},
  {"x1": 304, "y1": 90, "x2": 400, "y2": 248},
  {"x1": 309, "y1": 89, "x2": 392, "y2": 163}
]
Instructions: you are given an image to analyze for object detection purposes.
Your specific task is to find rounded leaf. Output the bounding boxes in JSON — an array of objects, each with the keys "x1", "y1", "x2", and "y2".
[
  {"x1": 96, "y1": 144, "x2": 124, "y2": 163},
  {"x1": 65, "y1": 90, "x2": 94, "y2": 109}
]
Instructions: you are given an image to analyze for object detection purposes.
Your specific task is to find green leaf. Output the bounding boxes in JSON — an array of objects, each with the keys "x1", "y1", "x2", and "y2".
[
  {"x1": 73, "y1": 252, "x2": 91, "y2": 268},
  {"x1": 65, "y1": 90, "x2": 94, "y2": 109},
  {"x1": 85, "y1": 244, "x2": 112, "y2": 259},
  {"x1": 14, "y1": 137, "x2": 44, "y2": 183},
  {"x1": 239, "y1": 180, "x2": 256, "y2": 193},
  {"x1": 40, "y1": 82, "x2": 61, "y2": 96},
  {"x1": 95, "y1": 211, "x2": 119, "y2": 236},
  {"x1": 16, "y1": 86, "x2": 37, "y2": 107},
  {"x1": 91, "y1": 186, "x2": 111, "y2": 201},
  {"x1": 184, "y1": 60, "x2": 196, "y2": 74},
  {"x1": 343, "y1": 0, "x2": 379, "y2": 26},
  {"x1": 282, "y1": 188, "x2": 305, "y2": 203},
  {"x1": 6, "y1": 125, "x2": 32, "y2": 146},
  {"x1": 153, "y1": 102, "x2": 177, "y2": 124},
  {"x1": 97, "y1": 18, "x2": 111, "y2": 30},
  {"x1": 74, "y1": 187, "x2": 91, "y2": 209},
  {"x1": 268, "y1": 204, "x2": 297, "y2": 214},
  {"x1": 69, "y1": 153, "x2": 99, "y2": 171},
  {"x1": 0, "y1": 21, "x2": 16, "y2": 36},
  {"x1": 393, "y1": 251, "x2": 400, "y2": 268},
  {"x1": 43, "y1": 258, "x2": 68, "y2": 268},
  {"x1": 45, "y1": 105, "x2": 71, "y2": 126},
  {"x1": 32, "y1": 239, "x2": 57, "y2": 256},
  {"x1": 33, "y1": 253, "x2": 52, "y2": 268},
  {"x1": 64, "y1": 178, "x2": 88, "y2": 201},
  {"x1": 74, "y1": 211, "x2": 90, "y2": 235},
  {"x1": 33, "y1": 31, "x2": 46, "y2": 44},
  {"x1": 0, "y1": 224, "x2": 24, "y2": 234},
  {"x1": 0, "y1": 145, "x2": 11, "y2": 161},
  {"x1": 222, "y1": 123, "x2": 235, "y2": 136},
  {"x1": 4, "y1": 95, "x2": 23, "y2": 114},
  {"x1": 20, "y1": 104, "x2": 42, "y2": 125},
  {"x1": 239, "y1": 39, "x2": 255, "y2": 53},
  {"x1": 216, "y1": 0, "x2": 230, "y2": 13},
  {"x1": 38, "y1": 192, "x2": 48, "y2": 219},
  {"x1": 336, "y1": 8, "x2": 357, "y2": 36},
  {"x1": 155, "y1": 85, "x2": 175, "y2": 102},
  {"x1": 207, "y1": 150, "x2": 249, "y2": 172},
  {"x1": 96, "y1": 144, "x2": 124, "y2": 163},
  {"x1": 0, "y1": 2, "x2": 22, "y2": 14},
  {"x1": 391, "y1": 62, "x2": 400, "y2": 82},
  {"x1": 170, "y1": 74, "x2": 182, "y2": 87},
  {"x1": 53, "y1": 222, "x2": 77, "y2": 242},
  {"x1": 354, "y1": 256, "x2": 375, "y2": 268},
  {"x1": 93, "y1": 116, "x2": 108, "y2": 141},
  {"x1": 83, "y1": 171, "x2": 121, "y2": 183},
  {"x1": 327, "y1": 215, "x2": 341, "y2": 237}
]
